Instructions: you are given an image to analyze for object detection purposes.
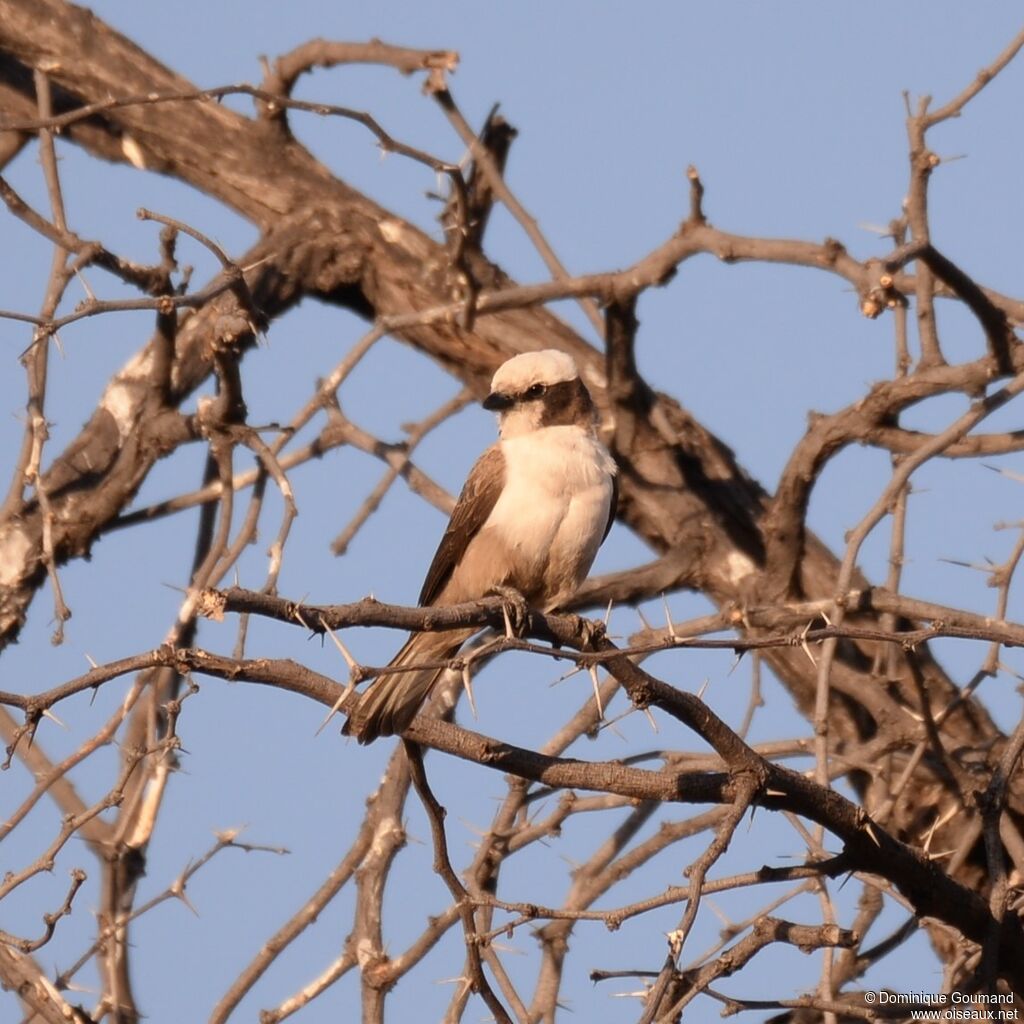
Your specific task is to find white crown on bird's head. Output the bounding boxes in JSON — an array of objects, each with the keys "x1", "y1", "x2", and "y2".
[{"x1": 489, "y1": 350, "x2": 579, "y2": 395}]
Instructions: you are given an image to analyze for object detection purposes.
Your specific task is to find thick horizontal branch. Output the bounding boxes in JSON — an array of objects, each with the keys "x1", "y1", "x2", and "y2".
[
  {"x1": 207, "y1": 586, "x2": 1024, "y2": 659},
  {"x1": 203, "y1": 587, "x2": 513, "y2": 636}
]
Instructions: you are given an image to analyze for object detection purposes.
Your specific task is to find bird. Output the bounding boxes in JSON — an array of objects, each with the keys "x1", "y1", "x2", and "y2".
[{"x1": 343, "y1": 348, "x2": 617, "y2": 744}]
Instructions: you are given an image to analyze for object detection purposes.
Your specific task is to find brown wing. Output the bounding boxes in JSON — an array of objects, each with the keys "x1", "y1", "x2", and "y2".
[
  {"x1": 602, "y1": 467, "x2": 619, "y2": 543},
  {"x1": 418, "y1": 445, "x2": 506, "y2": 606}
]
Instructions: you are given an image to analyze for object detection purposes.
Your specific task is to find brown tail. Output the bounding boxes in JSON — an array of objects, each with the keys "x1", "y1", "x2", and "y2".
[{"x1": 343, "y1": 628, "x2": 475, "y2": 744}]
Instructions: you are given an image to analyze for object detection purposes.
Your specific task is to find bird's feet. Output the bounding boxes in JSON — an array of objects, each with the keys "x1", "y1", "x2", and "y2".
[
  {"x1": 575, "y1": 615, "x2": 606, "y2": 651},
  {"x1": 488, "y1": 585, "x2": 530, "y2": 640}
]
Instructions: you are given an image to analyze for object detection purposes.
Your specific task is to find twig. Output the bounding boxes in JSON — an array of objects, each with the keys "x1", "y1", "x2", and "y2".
[
  {"x1": 404, "y1": 740, "x2": 513, "y2": 1024},
  {"x1": 263, "y1": 38, "x2": 457, "y2": 106},
  {"x1": 977, "y1": 710, "x2": 1024, "y2": 993},
  {"x1": 0, "y1": 175, "x2": 169, "y2": 293},
  {"x1": 656, "y1": 917, "x2": 857, "y2": 1022},
  {"x1": 433, "y1": 86, "x2": 606, "y2": 340},
  {"x1": 638, "y1": 776, "x2": 761, "y2": 1021},
  {"x1": 330, "y1": 387, "x2": 472, "y2": 555},
  {"x1": 59, "y1": 831, "x2": 286, "y2": 996},
  {"x1": 0, "y1": 868, "x2": 86, "y2": 953},
  {"x1": 811, "y1": 367, "x2": 1024, "y2": 791},
  {"x1": 905, "y1": 95, "x2": 944, "y2": 368},
  {"x1": 925, "y1": 26, "x2": 1024, "y2": 126},
  {"x1": 258, "y1": 951, "x2": 357, "y2": 1023}
]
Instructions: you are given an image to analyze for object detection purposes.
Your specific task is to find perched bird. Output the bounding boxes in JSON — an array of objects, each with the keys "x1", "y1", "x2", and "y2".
[{"x1": 343, "y1": 349, "x2": 617, "y2": 744}]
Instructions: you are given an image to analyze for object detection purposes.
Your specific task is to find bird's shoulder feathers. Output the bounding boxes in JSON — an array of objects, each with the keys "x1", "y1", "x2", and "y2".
[{"x1": 418, "y1": 443, "x2": 506, "y2": 606}]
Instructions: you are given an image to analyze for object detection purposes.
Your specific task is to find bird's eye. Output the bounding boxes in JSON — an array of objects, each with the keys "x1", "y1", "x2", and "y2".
[{"x1": 524, "y1": 383, "x2": 546, "y2": 399}]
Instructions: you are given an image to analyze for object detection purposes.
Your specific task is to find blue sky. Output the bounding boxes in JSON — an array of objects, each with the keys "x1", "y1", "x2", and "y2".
[{"x1": 2, "y1": 3, "x2": 1023, "y2": 1021}]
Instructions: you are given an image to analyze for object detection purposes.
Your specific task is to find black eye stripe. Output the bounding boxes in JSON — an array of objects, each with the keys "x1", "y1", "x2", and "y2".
[
  {"x1": 524, "y1": 383, "x2": 547, "y2": 399},
  {"x1": 537, "y1": 377, "x2": 593, "y2": 427}
]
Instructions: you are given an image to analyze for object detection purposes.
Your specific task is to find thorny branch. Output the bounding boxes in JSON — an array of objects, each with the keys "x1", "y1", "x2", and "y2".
[
  {"x1": 1, "y1": 4, "x2": 1024, "y2": 1021},
  {"x1": 6, "y1": 592, "x2": 1024, "y2": 991}
]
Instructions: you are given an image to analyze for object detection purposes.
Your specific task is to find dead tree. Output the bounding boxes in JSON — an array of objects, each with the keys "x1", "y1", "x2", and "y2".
[{"x1": 1, "y1": 2, "x2": 1023, "y2": 1021}]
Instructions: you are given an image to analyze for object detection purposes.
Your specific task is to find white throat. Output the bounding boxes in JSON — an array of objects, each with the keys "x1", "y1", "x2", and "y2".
[{"x1": 497, "y1": 403, "x2": 546, "y2": 440}]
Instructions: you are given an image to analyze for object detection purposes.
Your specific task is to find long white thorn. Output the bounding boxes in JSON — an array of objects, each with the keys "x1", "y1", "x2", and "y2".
[
  {"x1": 661, "y1": 593, "x2": 677, "y2": 639},
  {"x1": 462, "y1": 664, "x2": 478, "y2": 719},
  {"x1": 321, "y1": 618, "x2": 360, "y2": 674},
  {"x1": 501, "y1": 602, "x2": 516, "y2": 640},
  {"x1": 315, "y1": 681, "x2": 356, "y2": 737},
  {"x1": 41, "y1": 707, "x2": 67, "y2": 729},
  {"x1": 589, "y1": 664, "x2": 605, "y2": 719}
]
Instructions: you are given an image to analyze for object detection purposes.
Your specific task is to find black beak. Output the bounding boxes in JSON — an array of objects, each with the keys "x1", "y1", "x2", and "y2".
[{"x1": 483, "y1": 391, "x2": 513, "y2": 411}]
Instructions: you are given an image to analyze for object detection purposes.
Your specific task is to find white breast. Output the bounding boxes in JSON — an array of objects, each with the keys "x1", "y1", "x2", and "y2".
[{"x1": 483, "y1": 425, "x2": 615, "y2": 609}]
